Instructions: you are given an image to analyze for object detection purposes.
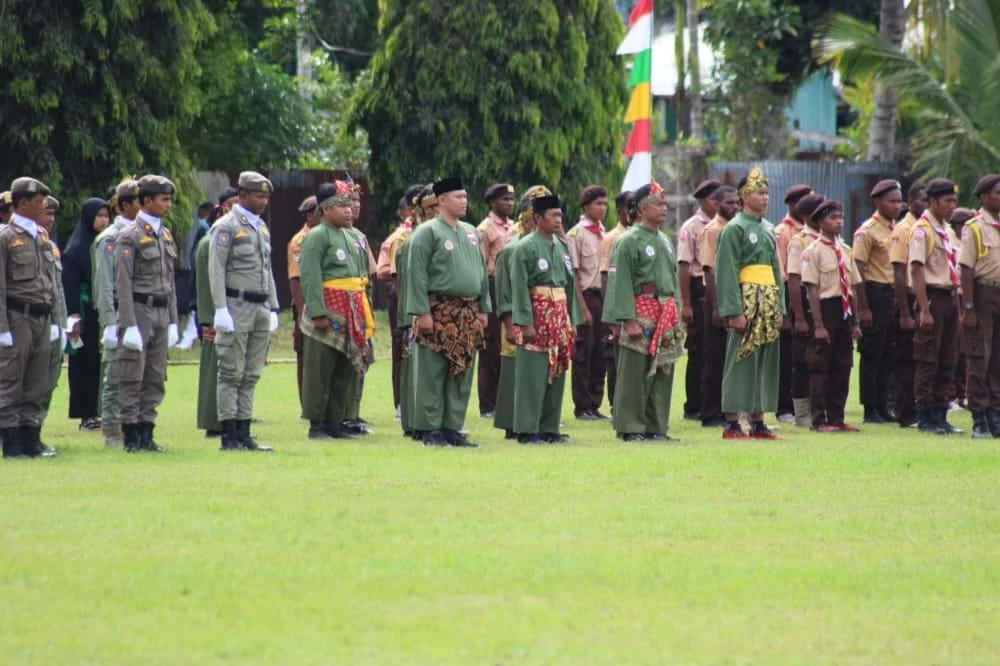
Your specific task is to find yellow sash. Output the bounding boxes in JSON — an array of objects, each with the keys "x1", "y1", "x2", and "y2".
[
  {"x1": 324, "y1": 277, "x2": 375, "y2": 340},
  {"x1": 738, "y1": 264, "x2": 776, "y2": 286}
]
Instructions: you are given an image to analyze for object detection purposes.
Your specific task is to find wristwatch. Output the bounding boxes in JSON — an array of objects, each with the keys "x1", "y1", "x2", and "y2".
[{"x1": 963, "y1": 302, "x2": 976, "y2": 311}]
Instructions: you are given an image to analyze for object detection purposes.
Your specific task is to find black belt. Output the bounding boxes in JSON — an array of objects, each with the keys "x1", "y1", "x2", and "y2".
[
  {"x1": 133, "y1": 292, "x2": 169, "y2": 308},
  {"x1": 927, "y1": 286, "x2": 955, "y2": 296},
  {"x1": 226, "y1": 288, "x2": 269, "y2": 304},
  {"x1": 7, "y1": 298, "x2": 52, "y2": 318},
  {"x1": 583, "y1": 287, "x2": 602, "y2": 294},
  {"x1": 868, "y1": 282, "x2": 893, "y2": 289}
]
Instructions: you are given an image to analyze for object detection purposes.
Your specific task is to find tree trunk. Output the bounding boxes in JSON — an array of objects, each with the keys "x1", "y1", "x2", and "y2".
[
  {"x1": 296, "y1": 0, "x2": 316, "y2": 85},
  {"x1": 687, "y1": 0, "x2": 702, "y2": 145},
  {"x1": 866, "y1": 0, "x2": 905, "y2": 162},
  {"x1": 674, "y1": 0, "x2": 688, "y2": 137}
]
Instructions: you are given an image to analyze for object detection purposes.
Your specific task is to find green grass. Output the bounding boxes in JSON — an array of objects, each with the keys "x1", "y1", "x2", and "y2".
[{"x1": 2, "y1": 346, "x2": 999, "y2": 665}]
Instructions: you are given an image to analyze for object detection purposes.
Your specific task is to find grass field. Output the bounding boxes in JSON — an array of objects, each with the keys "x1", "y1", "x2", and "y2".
[{"x1": 2, "y1": 328, "x2": 999, "y2": 665}]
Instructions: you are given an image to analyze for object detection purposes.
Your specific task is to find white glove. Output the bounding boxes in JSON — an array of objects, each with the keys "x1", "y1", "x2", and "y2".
[
  {"x1": 49, "y1": 324, "x2": 61, "y2": 342},
  {"x1": 102, "y1": 325, "x2": 118, "y2": 350},
  {"x1": 66, "y1": 315, "x2": 80, "y2": 335},
  {"x1": 0, "y1": 331, "x2": 12, "y2": 347},
  {"x1": 269, "y1": 311, "x2": 279, "y2": 333},
  {"x1": 122, "y1": 326, "x2": 143, "y2": 351},
  {"x1": 167, "y1": 323, "x2": 179, "y2": 347},
  {"x1": 214, "y1": 308, "x2": 235, "y2": 333}
]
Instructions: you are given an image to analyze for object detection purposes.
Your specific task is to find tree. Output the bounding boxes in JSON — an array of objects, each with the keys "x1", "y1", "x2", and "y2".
[
  {"x1": 352, "y1": 0, "x2": 627, "y2": 232},
  {"x1": 0, "y1": 0, "x2": 216, "y2": 230},
  {"x1": 816, "y1": 0, "x2": 1000, "y2": 196},
  {"x1": 867, "y1": 0, "x2": 905, "y2": 161},
  {"x1": 687, "y1": 0, "x2": 703, "y2": 144}
]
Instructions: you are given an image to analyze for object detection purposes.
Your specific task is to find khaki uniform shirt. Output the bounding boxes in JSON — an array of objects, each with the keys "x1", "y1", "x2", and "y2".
[
  {"x1": 852, "y1": 213, "x2": 895, "y2": 284},
  {"x1": 959, "y1": 209, "x2": 1000, "y2": 281},
  {"x1": 776, "y1": 216, "x2": 803, "y2": 280},
  {"x1": 890, "y1": 212, "x2": 918, "y2": 265},
  {"x1": 676, "y1": 209, "x2": 712, "y2": 279},
  {"x1": 909, "y1": 212, "x2": 960, "y2": 289},
  {"x1": 115, "y1": 218, "x2": 179, "y2": 328},
  {"x1": 786, "y1": 226, "x2": 821, "y2": 277},
  {"x1": 700, "y1": 216, "x2": 726, "y2": 271},
  {"x1": 377, "y1": 222, "x2": 412, "y2": 280},
  {"x1": 478, "y1": 213, "x2": 516, "y2": 276},
  {"x1": 566, "y1": 219, "x2": 603, "y2": 291},
  {"x1": 801, "y1": 236, "x2": 862, "y2": 298},
  {"x1": 0, "y1": 221, "x2": 56, "y2": 332},
  {"x1": 287, "y1": 224, "x2": 309, "y2": 281},
  {"x1": 600, "y1": 224, "x2": 627, "y2": 273},
  {"x1": 209, "y1": 207, "x2": 279, "y2": 311}
]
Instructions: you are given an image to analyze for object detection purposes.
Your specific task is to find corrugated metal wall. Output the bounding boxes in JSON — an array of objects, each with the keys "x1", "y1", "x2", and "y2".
[{"x1": 710, "y1": 161, "x2": 900, "y2": 241}]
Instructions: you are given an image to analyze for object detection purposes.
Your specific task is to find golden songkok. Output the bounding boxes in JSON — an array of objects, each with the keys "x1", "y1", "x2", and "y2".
[
  {"x1": 404, "y1": 184, "x2": 425, "y2": 207},
  {"x1": 10, "y1": 177, "x2": 51, "y2": 196},
  {"x1": 317, "y1": 180, "x2": 353, "y2": 208},
  {"x1": 238, "y1": 171, "x2": 273, "y2": 194},
  {"x1": 137, "y1": 174, "x2": 176, "y2": 197},
  {"x1": 517, "y1": 185, "x2": 554, "y2": 232},
  {"x1": 738, "y1": 167, "x2": 768, "y2": 196},
  {"x1": 416, "y1": 185, "x2": 437, "y2": 208}
]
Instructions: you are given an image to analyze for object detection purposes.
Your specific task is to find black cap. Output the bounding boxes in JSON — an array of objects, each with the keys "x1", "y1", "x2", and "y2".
[
  {"x1": 784, "y1": 184, "x2": 813, "y2": 206},
  {"x1": 532, "y1": 195, "x2": 561, "y2": 214},
  {"x1": 926, "y1": 178, "x2": 957, "y2": 197},
  {"x1": 871, "y1": 179, "x2": 902, "y2": 198},
  {"x1": 795, "y1": 193, "x2": 826, "y2": 219},
  {"x1": 812, "y1": 199, "x2": 843, "y2": 221},
  {"x1": 433, "y1": 177, "x2": 464, "y2": 197},
  {"x1": 218, "y1": 186, "x2": 238, "y2": 204},
  {"x1": 693, "y1": 179, "x2": 722, "y2": 199},
  {"x1": 973, "y1": 174, "x2": 1000, "y2": 197}
]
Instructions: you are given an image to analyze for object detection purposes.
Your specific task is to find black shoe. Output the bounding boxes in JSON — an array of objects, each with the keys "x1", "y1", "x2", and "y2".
[
  {"x1": 445, "y1": 429, "x2": 479, "y2": 448},
  {"x1": 971, "y1": 411, "x2": 992, "y2": 439},
  {"x1": 863, "y1": 408, "x2": 888, "y2": 424},
  {"x1": 701, "y1": 416, "x2": 727, "y2": 428},
  {"x1": 237, "y1": 420, "x2": 273, "y2": 451},
  {"x1": 422, "y1": 430, "x2": 450, "y2": 447},
  {"x1": 683, "y1": 411, "x2": 700, "y2": 421},
  {"x1": 205, "y1": 429, "x2": 223, "y2": 439},
  {"x1": 643, "y1": 432, "x2": 678, "y2": 442},
  {"x1": 480, "y1": 411, "x2": 496, "y2": 419},
  {"x1": 988, "y1": 408, "x2": 1000, "y2": 437},
  {"x1": 408, "y1": 430, "x2": 427, "y2": 441},
  {"x1": 140, "y1": 422, "x2": 164, "y2": 452},
  {"x1": 324, "y1": 422, "x2": 356, "y2": 439},
  {"x1": 879, "y1": 407, "x2": 896, "y2": 422},
  {"x1": 1, "y1": 427, "x2": 24, "y2": 458},
  {"x1": 340, "y1": 420, "x2": 370, "y2": 436},
  {"x1": 542, "y1": 432, "x2": 569, "y2": 443},
  {"x1": 575, "y1": 410, "x2": 599, "y2": 421},
  {"x1": 518, "y1": 433, "x2": 545, "y2": 445},
  {"x1": 938, "y1": 407, "x2": 962, "y2": 434},
  {"x1": 308, "y1": 421, "x2": 332, "y2": 440},
  {"x1": 25, "y1": 427, "x2": 55, "y2": 457},
  {"x1": 618, "y1": 433, "x2": 646, "y2": 442},
  {"x1": 504, "y1": 429, "x2": 516, "y2": 440},
  {"x1": 123, "y1": 424, "x2": 140, "y2": 452},
  {"x1": 590, "y1": 409, "x2": 610, "y2": 420},
  {"x1": 220, "y1": 420, "x2": 242, "y2": 450}
]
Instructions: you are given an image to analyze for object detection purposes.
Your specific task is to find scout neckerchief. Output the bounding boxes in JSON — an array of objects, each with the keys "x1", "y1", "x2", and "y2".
[
  {"x1": 820, "y1": 236, "x2": 852, "y2": 319},
  {"x1": 922, "y1": 213, "x2": 959, "y2": 287},
  {"x1": 579, "y1": 216, "x2": 604, "y2": 240},
  {"x1": 782, "y1": 216, "x2": 801, "y2": 233}
]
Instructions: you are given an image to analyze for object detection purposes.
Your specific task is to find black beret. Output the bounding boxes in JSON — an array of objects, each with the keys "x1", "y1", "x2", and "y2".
[
  {"x1": 871, "y1": 179, "x2": 902, "y2": 198},
  {"x1": 614, "y1": 190, "x2": 632, "y2": 207},
  {"x1": 433, "y1": 177, "x2": 464, "y2": 197},
  {"x1": 532, "y1": 195, "x2": 561, "y2": 214},
  {"x1": 484, "y1": 183, "x2": 515, "y2": 201},
  {"x1": 784, "y1": 184, "x2": 813, "y2": 205},
  {"x1": 926, "y1": 178, "x2": 957, "y2": 197},
  {"x1": 951, "y1": 208, "x2": 976, "y2": 226},
  {"x1": 579, "y1": 185, "x2": 608, "y2": 207},
  {"x1": 812, "y1": 199, "x2": 844, "y2": 221},
  {"x1": 794, "y1": 193, "x2": 826, "y2": 219},
  {"x1": 218, "y1": 187, "x2": 238, "y2": 204},
  {"x1": 973, "y1": 174, "x2": 1000, "y2": 197},
  {"x1": 693, "y1": 179, "x2": 722, "y2": 199}
]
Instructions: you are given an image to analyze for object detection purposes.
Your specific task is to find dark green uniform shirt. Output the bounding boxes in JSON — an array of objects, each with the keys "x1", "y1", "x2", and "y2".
[
  {"x1": 299, "y1": 223, "x2": 367, "y2": 320},
  {"x1": 714, "y1": 212, "x2": 785, "y2": 318},
  {"x1": 493, "y1": 238, "x2": 518, "y2": 318},
  {"x1": 510, "y1": 231, "x2": 581, "y2": 327},
  {"x1": 195, "y1": 234, "x2": 214, "y2": 325},
  {"x1": 602, "y1": 224, "x2": 681, "y2": 323},
  {"x1": 405, "y1": 217, "x2": 491, "y2": 316}
]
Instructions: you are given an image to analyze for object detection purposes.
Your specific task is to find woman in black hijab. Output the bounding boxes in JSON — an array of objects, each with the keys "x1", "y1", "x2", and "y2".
[{"x1": 62, "y1": 197, "x2": 111, "y2": 430}]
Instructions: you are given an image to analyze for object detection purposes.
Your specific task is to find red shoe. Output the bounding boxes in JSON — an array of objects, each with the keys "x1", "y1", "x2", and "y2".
[
  {"x1": 722, "y1": 427, "x2": 752, "y2": 440},
  {"x1": 750, "y1": 424, "x2": 783, "y2": 440},
  {"x1": 814, "y1": 424, "x2": 840, "y2": 433},
  {"x1": 835, "y1": 423, "x2": 860, "y2": 432}
]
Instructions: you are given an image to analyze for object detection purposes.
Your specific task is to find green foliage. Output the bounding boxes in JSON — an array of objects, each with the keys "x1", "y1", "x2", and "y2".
[
  {"x1": 353, "y1": 0, "x2": 627, "y2": 231},
  {"x1": 0, "y1": 0, "x2": 215, "y2": 231},
  {"x1": 299, "y1": 61, "x2": 372, "y2": 170},
  {"x1": 257, "y1": 0, "x2": 379, "y2": 74},
  {"x1": 816, "y1": 1, "x2": 1000, "y2": 198}
]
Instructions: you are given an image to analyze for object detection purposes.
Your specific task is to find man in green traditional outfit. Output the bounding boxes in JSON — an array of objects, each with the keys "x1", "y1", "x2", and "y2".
[
  {"x1": 195, "y1": 231, "x2": 221, "y2": 438},
  {"x1": 714, "y1": 167, "x2": 785, "y2": 440},
  {"x1": 493, "y1": 185, "x2": 549, "y2": 439},
  {"x1": 602, "y1": 181, "x2": 685, "y2": 442},
  {"x1": 509, "y1": 194, "x2": 581, "y2": 444},
  {"x1": 405, "y1": 177, "x2": 491, "y2": 448},
  {"x1": 299, "y1": 180, "x2": 373, "y2": 440}
]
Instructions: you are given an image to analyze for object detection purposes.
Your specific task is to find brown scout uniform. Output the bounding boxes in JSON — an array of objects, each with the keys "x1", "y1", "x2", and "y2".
[
  {"x1": 774, "y1": 215, "x2": 803, "y2": 418},
  {"x1": 477, "y1": 211, "x2": 516, "y2": 416},
  {"x1": 787, "y1": 225, "x2": 821, "y2": 403},
  {"x1": 699, "y1": 215, "x2": 728, "y2": 424},
  {"x1": 116, "y1": 213, "x2": 179, "y2": 429},
  {"x1": 853, "y1": 212, "x2": 896, "y2": 416},
  {"x1": 959, "y1": 208, "x2": 1000, "y2": 412},
  {"x1": 677, "y1": 208, "x2": 712, "y2": 418},
  {"x1": 0, "y1": 213, "x2": 56, "y2": 443},
  {"x1": 801, "y1": 237, "x2": 862, "y2": 427},
  {"x1": 909, "y1": 212, "x2": 960, "y2": 411},
  {"x1": 377, "y1": 219, "x2": 413, "y2": 411},
  {"x1": 288, "y1": 223, "x2": 310, "y2": 402},
  {"x1": 567, "y1": 219, "x2": 606, "y2": 416},
  {"x1": 889, "y1": 210, "x2": 920, "y2": 424}
]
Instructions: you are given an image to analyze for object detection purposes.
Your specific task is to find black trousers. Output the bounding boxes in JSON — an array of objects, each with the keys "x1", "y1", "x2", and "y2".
[
  {"x1": 683, "y1": 277, "x2": 705, "y2": 415},
  {"x1": 858, "y1": 282, "x2": 896, "y2": 411}
]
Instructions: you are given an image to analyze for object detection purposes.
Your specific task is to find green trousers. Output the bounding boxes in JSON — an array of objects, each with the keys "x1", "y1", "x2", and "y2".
[
  {"x1": 612, "y1": 347, "x2": 674, "y2": 436},
  {"x1": 410, "y1": 343, "x2": 474, "y2": 432},
  {"x1": 302, "y1": 337, "x2": 357, "y2": 424},
  {"x1": 721, "y1": 332, "x2": 779, "y2": 414},
  {"x1": 399, "y1": 355, "x2": 411, "y2": 432},
  {"x1": 512, "y1": 349, "x2": 565, "y2": 435},
  {"x1": 100, "y1": 346, "x2": 120, "y2": 426},
  {"x1": 197, "y1": 339, "x2": 220, "y2": 432},
  {"x1": 40, "y1": 339, "x2": 63, "y2": 426},
  {"x1": 493, "y1": 355, "x2": 515, "y2": 432}
]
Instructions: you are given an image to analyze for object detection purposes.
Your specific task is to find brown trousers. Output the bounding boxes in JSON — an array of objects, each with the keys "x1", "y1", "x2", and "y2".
[
  {"x1": 571, "y1": 288, "x2": 607, "y2": 413},
  {"x1": 683, "y1": 277, "x2": 705, "y2": 415},
  {"x1": 477, "y1": 276, "x2": 500, "y2": 414},
  {"x1": 700, "y1": 294, "x2": 726, "y2": 422},
  {"x1": 117, "y1": 302, "x2": 170, "y2": 424},
  {"x1": 386, "y1": 288, "x2": 403, "y2": 409},
  {"x1": 807, "y1": 298, "x2": 854, "y2": 427},
  {"x1": 0, "y1": 311, "x2": 52, "y2": 428},
  {"x1": 894, "y1": 295, "x2": 917, "y2": 425},
  {"x1": 293, "y1": 305, "x2": 303, "y2": 408},
  {"x1": 965, "y1": 283, "x2": 1000, "y2": 410},
  {"x1": 777, "y1": 287, "x2": 794, "y2": 416},
  {"x1": 914, "y1": 288, "x2": 959, "y2": 408},
  {"x1": 791, "y1": 285, "x2": 812, "y2": 400}
]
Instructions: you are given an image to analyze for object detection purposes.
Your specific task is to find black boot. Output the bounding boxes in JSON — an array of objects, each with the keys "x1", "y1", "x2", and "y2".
[
  {"x1": 238, "y1": 420, "x2": 272, "y2": 452},
  {"x1": 917, "y1": 406, "x2": 944, "y2": 434},
  {"x1": 25, "y1": 426, "x2": 55, "y2": 457},
  {"x1": 325, "y1": 421, "x2": 356, "y2": 439},
  {"x1": 938, "y1": 407, "x2": 962, "y2": 435},
  {"x1": 123, "y1": 423, "x2": 142, "y2": 452},
  {"x1": 444, "y1": 429, "x2": 479, "y2": 448},
  {"x1": 219, "y1": 420, "x2": 241, "y2": 450},
  {"x1": 863, "y1": 407, "x2": 887, "y2": 424},
  {"x1": 140, "y1": 422, "x2": 164, "y2": 452},
  {"x1": 988, "y1": 408, "x2": 1000, "y2": 437},
  {"x1": 308, "y1": 420, "x2": 331, "y2": 440},
  {"x1": 1, "y1": 427, "x2": 23, "y2": 458},
  {"x1": 517, "y1": 433, "x2": 545, "y2": 445},
  {"x1": 422, "y1": 430, "x2": 450, "y2": 447},
  {"x1": 971, "y1": 411, "x2": 992, "y2": 439}
]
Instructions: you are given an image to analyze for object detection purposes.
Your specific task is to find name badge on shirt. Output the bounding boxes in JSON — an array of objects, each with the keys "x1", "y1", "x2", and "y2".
[
  {"x1": 748, "y1": 232, "x2": 759, "y2": 244},
  {"x1": 444, "y1": 240, "x2": 455, "y2": 251},
  {"x1": 336, "y1": 248, "x2": 347, "y2": 262},
  {"x1": 537, "y1": 258, "x2": 549, "y2": 271},
  {"x1": 645, "y1": 245, "x2": 655, "y2": 257},
  {"x1": 465, "y1": 231, "x2": 478, "y2": 247}
]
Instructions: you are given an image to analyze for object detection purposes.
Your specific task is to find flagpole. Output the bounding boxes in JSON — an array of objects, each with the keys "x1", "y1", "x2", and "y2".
[{"x1": 647, "y1": 4, "x2": 654, "y2": 188}]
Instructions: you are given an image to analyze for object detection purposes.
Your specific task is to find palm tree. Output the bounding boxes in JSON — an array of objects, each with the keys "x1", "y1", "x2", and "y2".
[
  {"x1": 816, "y1": 0, "x2": 1000, "y2": 193},
  {"x1": 687, "y1": 0, "x2": 703, "y2": 143},
  {"x1": 867, "y1": 0, "x2": 905, "y2": 162}
]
